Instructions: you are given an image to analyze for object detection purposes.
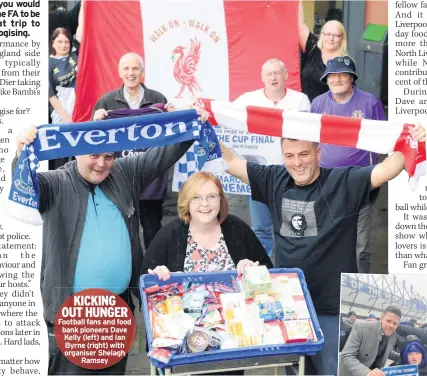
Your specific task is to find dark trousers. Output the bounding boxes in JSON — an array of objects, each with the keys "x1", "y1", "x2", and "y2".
[
  {"x1": 139, "y1": 200, "x2": 163, "y2": 249},
  {"x1": 304, "y1": 315, "x2": 339, "y2": 375}
]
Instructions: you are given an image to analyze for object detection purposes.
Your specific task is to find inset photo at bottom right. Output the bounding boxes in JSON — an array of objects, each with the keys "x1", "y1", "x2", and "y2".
[{"x1": 339, "y1": 273, "x2": 426, "y2": 376}]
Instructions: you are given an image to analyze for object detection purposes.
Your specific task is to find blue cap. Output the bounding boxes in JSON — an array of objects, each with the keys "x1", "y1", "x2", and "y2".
[
  {"x1": 368, "y1": 314, "x2": 376, "y2": 319},
  {"x1": 320, "y1": 55, "x2": 358, "y2": 83}
]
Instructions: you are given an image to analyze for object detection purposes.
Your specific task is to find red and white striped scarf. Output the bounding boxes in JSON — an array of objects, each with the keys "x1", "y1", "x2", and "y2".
[{"x1": 200, "y1": 98, "x2": 426, "y2": 189}]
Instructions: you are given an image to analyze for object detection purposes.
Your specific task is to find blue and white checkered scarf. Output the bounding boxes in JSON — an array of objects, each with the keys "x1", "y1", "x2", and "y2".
[{"x1": 5, "y1": 109, "x2": 223, "y2": 225}]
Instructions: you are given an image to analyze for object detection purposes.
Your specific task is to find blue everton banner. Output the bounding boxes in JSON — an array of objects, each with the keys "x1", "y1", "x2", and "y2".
[
  {"x1": 5, "y1": 110, "x2": 222, "y2": 226},
  {"x1": 33, "y1": 110, "x2": 200, "y2": 160}
]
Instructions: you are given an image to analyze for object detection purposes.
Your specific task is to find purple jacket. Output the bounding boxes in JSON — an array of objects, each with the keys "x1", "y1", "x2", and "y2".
[
  {"x1": 108, "y1": 105, "x2": 169, "y2": 200},
  {"x1": 310, "y1": 87, "x2": 386, "y2": 168}
]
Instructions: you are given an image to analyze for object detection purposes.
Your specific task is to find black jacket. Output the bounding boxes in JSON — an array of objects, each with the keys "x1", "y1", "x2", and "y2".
[
  {"x1": 9, "y1": 138, "x2": 194, "y2": 330},
  {"x1": 142, "y1": 215, "x2": 273, "y2": 274},
  {"x1": 49, "y1": 2, "x2": 80, "y2": 39},
  {"x1": 397, "y1": 325, "x2": 427, "y2": 347},
  {"x1": 92, "y1": 83, "x2": 167, "y2": 115}
]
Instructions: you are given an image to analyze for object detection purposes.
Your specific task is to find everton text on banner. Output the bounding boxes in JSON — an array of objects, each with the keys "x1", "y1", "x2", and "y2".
[{"x1": 5, "y1": 110, "x2": 222, "y2": 226}]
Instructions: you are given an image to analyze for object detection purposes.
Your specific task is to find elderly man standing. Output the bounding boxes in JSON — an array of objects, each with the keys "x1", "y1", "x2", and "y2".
[
  {"x1": 233, "y1": 58, "x2": 310, "y2": 257},
  {"x1": 15, "y1": 116, "x2": 205, "y2": 374},
  {"x1": 92, "y1": 52, "x2": 169, "y2": 250},
  {"x1": 219, "y1": 121, "x2": 425, "y2": 375},
  {"x1": 310, "y1": 55, "x2": 387, "y2": 274},
  {"x1": 340, "y1": 306, "x2": 402, "y2": 376}
]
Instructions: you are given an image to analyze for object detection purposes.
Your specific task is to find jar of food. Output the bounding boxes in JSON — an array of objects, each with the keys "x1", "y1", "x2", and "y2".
[{"x1": 187, "y1": 330, "x2": 209, "y2": 353}]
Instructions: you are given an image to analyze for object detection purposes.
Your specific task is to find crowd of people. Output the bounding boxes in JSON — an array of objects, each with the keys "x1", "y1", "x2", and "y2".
[
  {"x1": 340, "y1": 306, "x2": 427, "y2": 376},
  {"x1": 23, "y1": 1, "x2": 420, "y2": 375},
  {"x1": 340, "y1": 310, "x2": 425, "y2": 351}
]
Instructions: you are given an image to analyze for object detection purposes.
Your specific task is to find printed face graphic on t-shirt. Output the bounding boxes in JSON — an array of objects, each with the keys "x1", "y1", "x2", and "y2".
[
  {"x1": 290, "y1": 214, "x2": 306, "y2": 235},
  {"x1": 280, "y1": 199, "x2": 317, "y2": 237}
]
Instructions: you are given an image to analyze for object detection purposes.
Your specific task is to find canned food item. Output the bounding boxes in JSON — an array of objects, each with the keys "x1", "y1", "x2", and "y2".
[{"x1": 187, "y1": 330, "x2": 209, "y2": 353}]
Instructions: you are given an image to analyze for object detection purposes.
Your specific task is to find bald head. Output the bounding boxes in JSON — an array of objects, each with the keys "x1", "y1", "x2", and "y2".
[
  {"x1": 261, "y1": 58, "x2": 286, "y2": 75},
  {"x1": 118, "y1": 53, "x2": 145, "y2": 91},
  {"x1": 118, "y1": 53, "x2": 144, "y2": 71},
  {"x1": 261, "y1": 58, "x2": 288, "y2": 95}
]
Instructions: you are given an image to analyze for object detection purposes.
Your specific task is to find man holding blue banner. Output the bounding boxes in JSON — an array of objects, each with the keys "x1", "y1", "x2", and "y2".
[{"x1": 14, "y1": 108, "x2": 209, "y2": 374}]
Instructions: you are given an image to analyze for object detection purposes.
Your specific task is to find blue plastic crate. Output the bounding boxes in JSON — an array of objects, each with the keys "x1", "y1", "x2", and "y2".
[{"x1": 139, "y1": 268, "x2": 324, "y2": 369}]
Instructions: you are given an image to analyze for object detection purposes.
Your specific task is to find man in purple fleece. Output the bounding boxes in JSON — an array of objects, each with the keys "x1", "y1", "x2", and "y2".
[
  {"x1": 310, "y1": 55, "x2": 386, "y2": 274},
  {"x1": 92, "y1": 53, "x2": 171, "y2": 250}
]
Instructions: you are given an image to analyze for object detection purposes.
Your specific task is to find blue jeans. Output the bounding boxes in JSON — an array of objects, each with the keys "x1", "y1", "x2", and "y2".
[
  {"x1": 306, "y1": 314, "x2": 339, "y2": 375},
  {"x1": 248, "y1": 197, "x2": 274, "y2": 257}
]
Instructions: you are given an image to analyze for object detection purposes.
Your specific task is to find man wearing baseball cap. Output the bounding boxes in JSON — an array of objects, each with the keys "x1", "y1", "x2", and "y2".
[{"x1": 310, "y1": 55, "x2": 386, "y2": 274}]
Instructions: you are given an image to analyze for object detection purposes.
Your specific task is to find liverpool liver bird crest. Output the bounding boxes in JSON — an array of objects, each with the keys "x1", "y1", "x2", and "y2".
[{"x1": 171, "y1": 38, "x2": 202, "y2": 98}]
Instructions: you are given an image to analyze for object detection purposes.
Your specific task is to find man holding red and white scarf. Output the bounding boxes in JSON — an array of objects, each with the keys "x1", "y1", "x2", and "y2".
[
  {"x1": 220, "y1": 122, "x2": 425, "y2": 375},
  {"x1": 311, "y1": 55, "x2": 387, "y2": 275}
]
